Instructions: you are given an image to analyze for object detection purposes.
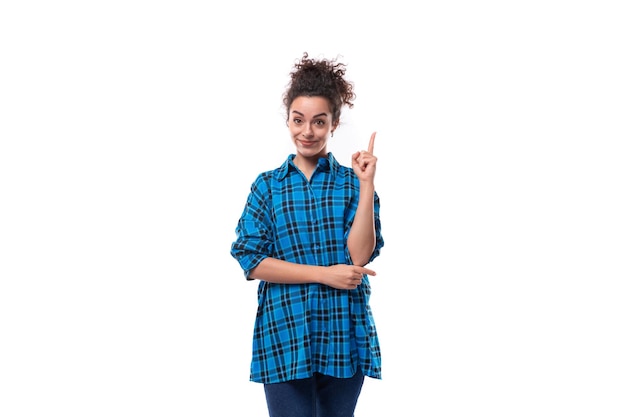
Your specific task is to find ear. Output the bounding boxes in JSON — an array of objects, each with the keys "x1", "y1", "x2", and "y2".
[{"x1": 332, "y1": 119, "x2": 340, "y2": 131}]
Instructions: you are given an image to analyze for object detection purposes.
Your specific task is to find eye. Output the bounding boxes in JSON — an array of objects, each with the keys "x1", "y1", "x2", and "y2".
[
  {"x1": 314, "y1": 119, "x2": 326, "y2": 126},
  {"x1": 292, "y1": 117, "x2": 302, "y2": 124}
]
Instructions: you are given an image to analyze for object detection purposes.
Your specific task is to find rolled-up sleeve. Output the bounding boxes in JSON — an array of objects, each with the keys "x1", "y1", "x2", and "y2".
[
  {"x1": 343, "y1": 189, "x2": 384, "y2": 266},
  {"x1": 230, "y1": 175, "x2": 274, "y2": 279},
  {"x1": 370, "y1": 191, "x2": 384, "y2": 263}
]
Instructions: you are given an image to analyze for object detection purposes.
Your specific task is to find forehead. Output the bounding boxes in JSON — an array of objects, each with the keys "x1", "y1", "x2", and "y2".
[{"x1": 290, "y1": 96, "x2": 332, "y2": 116}]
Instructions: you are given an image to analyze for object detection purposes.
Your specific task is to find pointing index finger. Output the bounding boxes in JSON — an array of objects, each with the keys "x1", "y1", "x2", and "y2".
[
  {"x1": 357, "y1": 266, "x2": 376, "y2": 276},
  {"x1": 368, "y1": 132, "x2": 376, "y2": 153}
]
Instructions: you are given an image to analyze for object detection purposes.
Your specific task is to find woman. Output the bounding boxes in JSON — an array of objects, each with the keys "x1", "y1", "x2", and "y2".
[{"x1": 230, "y1": 52, "x2": 384, "y2": 417}]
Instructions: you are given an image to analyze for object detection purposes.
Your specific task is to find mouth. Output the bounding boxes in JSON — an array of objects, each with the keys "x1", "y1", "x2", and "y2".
[{"x1": 299, "y1": 139, "x2": 317, "y2": 146}]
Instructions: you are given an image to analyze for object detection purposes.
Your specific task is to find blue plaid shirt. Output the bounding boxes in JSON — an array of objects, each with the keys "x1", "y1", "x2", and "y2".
[{"x1": 231, "y1": 153, "x2": 384, "y2": 384}]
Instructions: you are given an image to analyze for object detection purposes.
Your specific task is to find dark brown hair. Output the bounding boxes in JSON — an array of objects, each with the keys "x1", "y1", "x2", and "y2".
[{"x1": 283, "y1": 52, "x2": 356, "y2": 126}]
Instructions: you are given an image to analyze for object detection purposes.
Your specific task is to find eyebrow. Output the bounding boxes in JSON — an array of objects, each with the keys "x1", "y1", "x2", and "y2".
[{"x1": 291, "y1": 110, "x2": 328, "y2": 118}]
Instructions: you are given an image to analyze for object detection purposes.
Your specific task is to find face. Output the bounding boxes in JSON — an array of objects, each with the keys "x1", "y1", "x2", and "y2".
[{"x1": 288, "y1": 96, "x2": 336, "y2": 160}]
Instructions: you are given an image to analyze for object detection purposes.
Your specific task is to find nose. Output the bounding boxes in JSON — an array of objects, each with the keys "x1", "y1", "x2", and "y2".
[{"x1": 302, "y1": 123, "x2": 313, "y2": 137}]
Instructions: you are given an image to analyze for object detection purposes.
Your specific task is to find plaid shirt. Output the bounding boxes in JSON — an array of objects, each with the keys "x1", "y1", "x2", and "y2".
[{"x1": 231, "y1": 153, "x2": 384, "y2": 384}]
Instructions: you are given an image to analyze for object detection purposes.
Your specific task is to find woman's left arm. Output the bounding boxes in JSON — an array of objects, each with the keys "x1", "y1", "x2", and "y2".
[{"x1": 347, "y1": 132, "x2": 377, "y2": 266}]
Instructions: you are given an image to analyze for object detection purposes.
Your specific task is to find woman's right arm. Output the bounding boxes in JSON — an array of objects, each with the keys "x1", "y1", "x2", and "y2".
[
  {"x1": 233, "y1": 175, "x2": 375, "y2": 290},
  {"x1": 250, "y1": 258, "x2": 375, "y2": 290}
]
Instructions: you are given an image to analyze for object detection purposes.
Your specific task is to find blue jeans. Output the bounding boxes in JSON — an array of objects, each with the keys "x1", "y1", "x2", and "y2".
[{"x1": 263, "y1": 369, "x2": 365, "y2": 417}]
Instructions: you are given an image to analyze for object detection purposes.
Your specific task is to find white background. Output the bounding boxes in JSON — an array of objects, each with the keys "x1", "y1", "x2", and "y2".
[{"x1": 1, "y1": 1, "x2": 625, "y2": 416}]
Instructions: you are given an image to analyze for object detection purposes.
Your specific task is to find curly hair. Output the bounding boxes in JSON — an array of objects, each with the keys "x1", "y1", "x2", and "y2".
[{"x1": 283, "y1": 52, "x2": 356, "y2": 126}]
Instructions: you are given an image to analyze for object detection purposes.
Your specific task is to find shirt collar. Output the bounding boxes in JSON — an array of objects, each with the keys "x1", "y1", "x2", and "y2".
[{"x1": 277, "y1": 153, "x2": 339, "y2": 181}]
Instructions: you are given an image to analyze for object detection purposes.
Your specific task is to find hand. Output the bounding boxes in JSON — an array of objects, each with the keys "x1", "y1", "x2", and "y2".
[
  {"x1": 352, "y1": 132, "x2": 377, "y2": 183},
  {"x1": 323, "y1": 264, "x2": 376, "y2": 290}
]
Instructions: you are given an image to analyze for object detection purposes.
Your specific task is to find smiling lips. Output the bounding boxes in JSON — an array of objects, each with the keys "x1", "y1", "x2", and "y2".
[{"x1": 299, "y1": 139, "x2": 317, "y2": 146}]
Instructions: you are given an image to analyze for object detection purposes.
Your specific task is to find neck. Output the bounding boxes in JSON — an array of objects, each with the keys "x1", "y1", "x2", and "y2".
[
  {"x1": 294, "y1": 153, "x2": 326, "y2": 168},
  {"x1": 293, "y1": 154, "x2": 324, "y2": 180}
]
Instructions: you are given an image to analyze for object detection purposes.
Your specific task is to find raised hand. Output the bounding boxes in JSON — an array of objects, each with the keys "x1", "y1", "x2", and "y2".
[{"x1": 351, "y1": 132, "x2": 377, "y2": 183}]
